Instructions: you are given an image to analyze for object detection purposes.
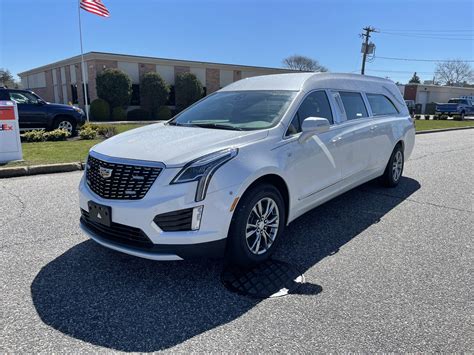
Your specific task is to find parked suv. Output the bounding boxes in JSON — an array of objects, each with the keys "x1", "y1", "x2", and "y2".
[
  {"x1": 79, "y1": 73, "x2": 415, "y2": 266},
  {"x1": 0, "y1": 88, "x2": 86, "y2": 134}
]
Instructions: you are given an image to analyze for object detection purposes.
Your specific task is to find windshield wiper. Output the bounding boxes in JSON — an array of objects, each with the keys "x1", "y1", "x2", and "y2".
[{"x1": 184, "y1": 123, "x2": 243, "y2": 131}]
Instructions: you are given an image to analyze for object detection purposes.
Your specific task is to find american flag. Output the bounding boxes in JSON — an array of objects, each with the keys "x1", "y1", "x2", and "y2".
[{"x1": 80, "y1": 0, "x2": 110, "y2": 17}]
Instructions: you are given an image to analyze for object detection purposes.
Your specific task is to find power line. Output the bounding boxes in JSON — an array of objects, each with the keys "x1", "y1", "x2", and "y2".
[
  {"x1": 378, "y1": 32, "x2": 473, "y2": 40},
  {"x1": 366, "y1": 69, "x2": 436, "y2": 74},
  {"x1": 374, "y1": 56, "x2": 474, "y2": 63},
  {"x1": 378, "y1": 28, "x2": 474, "y2": 33}
]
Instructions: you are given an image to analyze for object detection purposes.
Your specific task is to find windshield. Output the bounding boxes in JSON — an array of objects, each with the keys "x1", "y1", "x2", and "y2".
[{"x1": 169, "y1": 90, "x2": 297, "y2": 131}]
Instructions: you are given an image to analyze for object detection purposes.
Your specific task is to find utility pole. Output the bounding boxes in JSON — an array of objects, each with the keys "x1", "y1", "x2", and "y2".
[{"x1": 361, "y1": 26, "x2": 377, "y2": 75}]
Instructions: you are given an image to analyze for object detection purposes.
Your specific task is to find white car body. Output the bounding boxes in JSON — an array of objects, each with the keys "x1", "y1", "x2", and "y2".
[{"x1": 79, "y1": 73, "x2": 415, "y2": 261}]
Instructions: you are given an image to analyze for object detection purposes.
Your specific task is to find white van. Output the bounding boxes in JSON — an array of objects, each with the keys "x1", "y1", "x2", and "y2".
[{"x1": 79, "y1": 73, "x2": 415, "y2": 266}]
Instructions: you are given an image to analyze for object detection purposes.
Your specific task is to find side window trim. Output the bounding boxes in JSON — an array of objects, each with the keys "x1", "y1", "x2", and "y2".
[{"x1": 283, "y1": 89, "x2": 335, "y2": 138}]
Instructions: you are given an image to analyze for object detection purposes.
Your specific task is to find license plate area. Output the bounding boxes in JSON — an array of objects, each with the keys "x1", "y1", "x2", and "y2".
[{"x1": 88, "y1": 201, "x2": 112, "y2": 227}]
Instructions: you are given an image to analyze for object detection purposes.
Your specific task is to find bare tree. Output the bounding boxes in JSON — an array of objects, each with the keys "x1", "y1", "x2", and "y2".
[
  {"x1": 0, "y1": 68, "x2": 19, "y2": 88},
  {"x1": 282, "y1": 55, "x2": 328, "y2": 72},
  {"x1": 435, "y1": 59, "x2": 474, "y2": 86}
]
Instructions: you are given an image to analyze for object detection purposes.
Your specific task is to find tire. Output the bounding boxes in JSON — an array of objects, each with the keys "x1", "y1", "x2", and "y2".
[
  {"x1": 54, "y1": 117, "x2": 76, "y2": 136},
  {"x1": 380, "y1": 144, "x2": 404, "y2": 187},
  {"x1": 226, "y1": 183, "x2": 286, "y2": 267},
  {"x1": 460, "y1": 111, "x2": 465, "y2": 121}
]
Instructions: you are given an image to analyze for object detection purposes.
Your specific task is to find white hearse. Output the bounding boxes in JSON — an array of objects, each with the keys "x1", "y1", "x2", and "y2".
[{"x1": 79, "y1": 73, "x2": 415, "y2": 266}]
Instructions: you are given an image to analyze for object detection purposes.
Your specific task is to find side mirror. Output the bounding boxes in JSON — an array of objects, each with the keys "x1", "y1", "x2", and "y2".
[{"x1": 299, "y1": 117, "x2": 330, "y2": 143}]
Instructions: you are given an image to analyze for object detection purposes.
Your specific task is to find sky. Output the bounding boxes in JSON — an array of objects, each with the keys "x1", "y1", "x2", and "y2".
[{"x1": 1, "y1": 0, "x2": 473, "y2": 84}]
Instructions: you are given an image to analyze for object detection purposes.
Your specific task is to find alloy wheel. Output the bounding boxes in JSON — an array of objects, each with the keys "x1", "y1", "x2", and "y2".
[
  {"x1": 245, "y1": 197, "x2": 280, "y2": 255},
  {"x1": 392, "y1": 150, "x2": 403, "y2": 182},
  {"x1": 57, "y1": 121, "x2": 73, "y2": 134}
]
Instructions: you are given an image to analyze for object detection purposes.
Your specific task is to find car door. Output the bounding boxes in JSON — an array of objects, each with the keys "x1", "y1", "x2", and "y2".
[
  {"x1": 280, "y1": 90, "x2": 341, "y2": 203},
  {"x1": 331, "y1": 91, "x2": 372, "y2": 179},
  {"x1": 9, "y1": 91, "x2": 47, "y2": 129},
  {"x1": 365, "y1": 93, "x2": 401, "y2": 169}
]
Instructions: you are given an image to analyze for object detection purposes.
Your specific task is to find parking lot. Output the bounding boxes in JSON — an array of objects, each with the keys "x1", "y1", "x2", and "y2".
[{"x1": 1, "y1": 129, "x2": 472, "y2": 352}]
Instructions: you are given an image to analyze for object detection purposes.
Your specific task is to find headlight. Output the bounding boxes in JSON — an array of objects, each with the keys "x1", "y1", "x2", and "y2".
[
  {"x1": 73, "y1": 106, "x2": 84, "y2": 114},
  {"x1": 171, "y1": 148, "x2": 238, "y2": 202}
]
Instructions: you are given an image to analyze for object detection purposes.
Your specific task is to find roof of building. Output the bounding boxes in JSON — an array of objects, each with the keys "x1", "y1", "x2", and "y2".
[{"x1": 18, "y1": 51, "x2": 295, "y2": 77}]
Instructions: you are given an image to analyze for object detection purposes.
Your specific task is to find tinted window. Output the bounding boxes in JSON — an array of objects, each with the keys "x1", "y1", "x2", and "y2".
[
  {"x1": 9, "y1": 91, "x2": 39, "y2": 104},
  {"x1": 297, "y1": 91, "x2": 333, "y2": 124},
  {"x1": 367, "y1": 94, "x2": 399, "y2": 116},
  {"x1": 286, "y1": 114, "x2": 301, "y2": 136},
  {"x1": 339, "y1": 92, "x2": 368, "y2": 120}
]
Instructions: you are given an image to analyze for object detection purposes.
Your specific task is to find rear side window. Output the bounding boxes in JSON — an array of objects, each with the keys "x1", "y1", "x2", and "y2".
[
  {"x1": 367, "y1": 94, "x2": 399, "y2": 116},
  {"x1": 339, "y1": 92, "x2": 368, "y2": 120}
]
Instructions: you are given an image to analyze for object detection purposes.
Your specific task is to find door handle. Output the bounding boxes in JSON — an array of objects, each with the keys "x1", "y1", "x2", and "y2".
[
  {"x1": 370, "y1": 125, "x2": 378, "y2": 131},
  {"x1": 331, "y1": 136, "x2": 342, "y2": 144}
]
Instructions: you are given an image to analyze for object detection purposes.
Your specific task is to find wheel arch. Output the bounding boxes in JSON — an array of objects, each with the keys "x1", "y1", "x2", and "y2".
[{"x1": 238, "y1": 173, "x2": 290, "y2": 224}]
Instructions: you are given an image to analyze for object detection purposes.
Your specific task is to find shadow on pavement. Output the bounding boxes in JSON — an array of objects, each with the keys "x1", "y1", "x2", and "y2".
[{"x1": 31, "y1": 177, "x2": 420, "y2": 351}]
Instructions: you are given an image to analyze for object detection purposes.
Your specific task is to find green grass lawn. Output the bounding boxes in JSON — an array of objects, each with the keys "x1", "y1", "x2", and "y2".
[
  {"x1": 415, "y1": 119, "x2": 474, "y2": 131},
  {"x1": 2, "y1": 123, "x2": 146, "y2": 167}
]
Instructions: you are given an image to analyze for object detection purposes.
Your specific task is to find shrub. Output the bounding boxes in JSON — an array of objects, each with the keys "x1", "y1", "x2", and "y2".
[
  {"x1": 175, "y1": 72, "x2": 203, "y2": 111},
  {"x1": 424, "y1": 115, "x2": 430, "y2": 120},
  {"x1": 80, "y1": 123, "x2": 117, "y2": 138},
  {"x1": 111, "y1": 107, "x2": 127, "y2": 121},
  {"x1": 21, "y1": 129, "x2": 70, "y2": 142},
  {"x1": 79, "y1": 126, "x2": 98, "y2": 140},
  {"x1": 140, "y1": 72, "x2": 170, "y2": 118},
  {"x1": 96, "y1": 68, "x2": 132, "y2": 109},
  {"x1": 22, "y1": 130, "x2": 46, "y2": 142},
  {"x1": 156, "y1": 106, "x2": 173, "y2": 121},
  {"x1": 90, "y1": 98, "x2": 110, "y2": 121},
  {"x1": 44, "y1": 129, "x2": 70, "y2": 141},
  {"x1": 414, "y1": 114, "x2": 421, "y2": 120},
  {"x1": 127, "y1": 108, "x2": 151, "y2": 121}
]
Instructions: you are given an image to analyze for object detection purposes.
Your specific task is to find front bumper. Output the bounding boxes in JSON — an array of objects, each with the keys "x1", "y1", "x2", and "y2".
[{"x1": 78, "y1": 169, "x2": 240, "y2": 260}]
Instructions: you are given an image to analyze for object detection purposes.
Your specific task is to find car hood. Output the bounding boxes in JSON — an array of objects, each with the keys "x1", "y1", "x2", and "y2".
[
  {"x1": 91, "y1": 122, "x2": 268, "y2": 167},
  {"x1": 46, "y1": 102, "x2": 75, "y2": 110}
]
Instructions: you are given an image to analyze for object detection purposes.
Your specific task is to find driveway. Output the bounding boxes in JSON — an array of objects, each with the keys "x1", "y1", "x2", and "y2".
[{"x1": 1, "y1": 130, "x2": 472, "y2": 352}]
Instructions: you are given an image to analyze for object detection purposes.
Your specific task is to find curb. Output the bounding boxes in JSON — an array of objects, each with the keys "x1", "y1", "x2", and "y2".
[
  {"x1": 416, "y1": 126, "x2": 474, "y2": 135},
  {"x1": 0, "y1": 162, "x2": 84, "y2": 179}
]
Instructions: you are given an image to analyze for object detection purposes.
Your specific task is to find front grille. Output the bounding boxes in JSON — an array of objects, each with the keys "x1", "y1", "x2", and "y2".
[
  {"x1": 86, "y1": 154, "x2": 162, "y2": 200},
  {"x1": 81, "y1": 209, "x2": 153, "y2": 248},
  {"x1": 154, "y1": 208, "x2": 193, "y2": 231}
]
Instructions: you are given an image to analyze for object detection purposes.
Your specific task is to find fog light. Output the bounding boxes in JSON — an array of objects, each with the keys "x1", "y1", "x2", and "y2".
[{"x1": 191, "y1": 206, "x2": 204, "y2": 231}]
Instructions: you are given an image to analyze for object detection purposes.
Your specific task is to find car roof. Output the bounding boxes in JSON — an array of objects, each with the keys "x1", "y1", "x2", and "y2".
[{"x1": 220, "y1": 72, "x2": 395, "y2": 92}]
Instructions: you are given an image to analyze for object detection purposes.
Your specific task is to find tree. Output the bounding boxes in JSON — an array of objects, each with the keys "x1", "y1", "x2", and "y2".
[
  {"x1": 96, "y1": 68, "x2": 132, "y2": 108},
  {"x1": 0, "y1": 68, "x2": 19, "y2": 88},
  {"x1": 435, "y1": 59, "x2": 474, "y2": 86},
  {"x1": 175, "y1": 72, "x2": 203, "y2": 111},
  {"x1": 408, "y1": 72, "x2": 420, "y2": 84},
  {"x1": 282, "y1": 55, "x2": 328, "y2": 72},
  {"x1": 140, "y1": 72, "x2": 170, "y2": 118}
]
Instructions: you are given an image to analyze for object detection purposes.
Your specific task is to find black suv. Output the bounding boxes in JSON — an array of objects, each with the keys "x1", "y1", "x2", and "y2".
[{"x1": 0, "y1": 88, "x2": 86, "y2": 134}]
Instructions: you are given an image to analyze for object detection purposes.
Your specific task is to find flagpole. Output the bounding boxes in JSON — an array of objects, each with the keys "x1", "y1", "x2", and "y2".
[{"x1": 78, "y1": 0, "x2": 90, "y2": 121}]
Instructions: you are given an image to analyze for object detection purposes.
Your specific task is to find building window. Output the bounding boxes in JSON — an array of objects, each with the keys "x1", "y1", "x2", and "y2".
[
  {"x1": 131, "y1": 84, "x2": 140, "y2": 105},
  {"x1": 71, "y1": 84, "x2": 78, "y2": 104},
  {"x1": 166, "y1": 85, "x2": 175, "y2": 106}
]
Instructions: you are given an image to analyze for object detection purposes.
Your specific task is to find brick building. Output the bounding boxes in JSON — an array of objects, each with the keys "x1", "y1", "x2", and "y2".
[{"x1": 17, "y1": 52, "x2": 294, "y2": 109}]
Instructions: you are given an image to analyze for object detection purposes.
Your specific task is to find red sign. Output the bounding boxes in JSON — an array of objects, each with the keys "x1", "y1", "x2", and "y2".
[{"x1": 0, "y1": 106, "x2": 15, "y2": 120}]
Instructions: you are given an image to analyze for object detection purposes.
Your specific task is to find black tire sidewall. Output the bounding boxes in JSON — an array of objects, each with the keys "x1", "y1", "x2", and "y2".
[
  {"x1": 227, "y1": 184, "x2": 286, "y2": 266},
  {"x1": 383, "y1": 145, "x2": 404, "y2": 186}
]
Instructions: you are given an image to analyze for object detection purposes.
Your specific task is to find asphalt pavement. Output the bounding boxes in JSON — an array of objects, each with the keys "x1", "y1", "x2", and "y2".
[{"x1": 1, "y1": 130, "x2": 472, "y2": 352}]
